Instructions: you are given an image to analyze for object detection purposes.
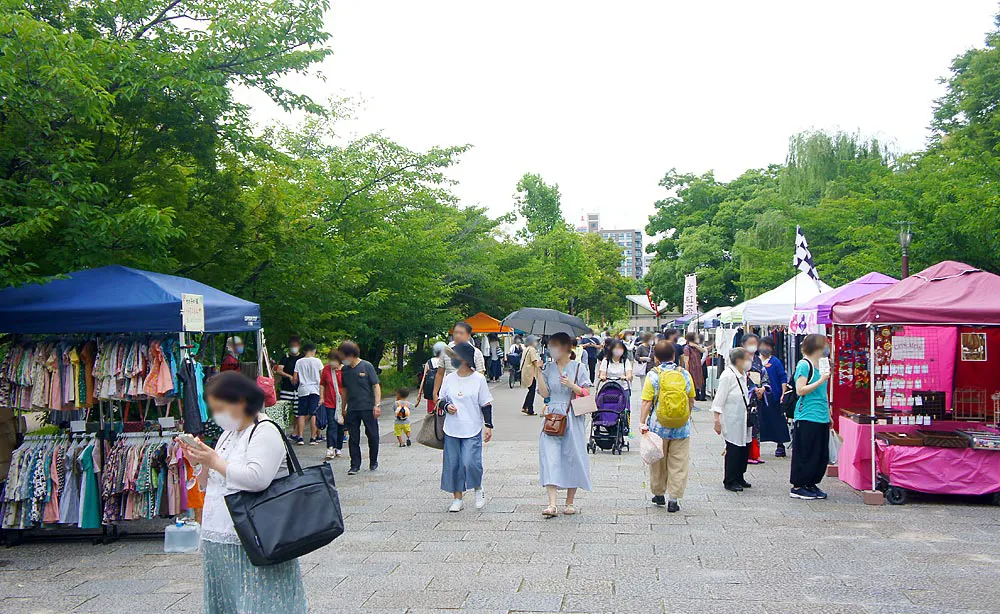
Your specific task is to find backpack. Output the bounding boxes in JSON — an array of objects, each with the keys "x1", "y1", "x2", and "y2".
[
  {"x1": 781, "y1": 360, "x2": 813, "y2": 420},
  {"x1": 652, "y1": 364, "x2": 691, "y2": 429},
  {"x1": 395, "y1": 402, "x2": 410, "y2": 421},
  {"x1": 421, "y1": 359, "x2": 438, "y2": 399}
]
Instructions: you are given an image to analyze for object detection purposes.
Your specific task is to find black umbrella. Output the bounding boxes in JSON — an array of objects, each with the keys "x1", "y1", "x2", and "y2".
[{"x1": 501, "y1": 308, "x2": 593, "y2": 337}]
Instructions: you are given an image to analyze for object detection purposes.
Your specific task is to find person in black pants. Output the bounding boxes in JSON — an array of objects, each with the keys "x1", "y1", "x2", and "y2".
[
  {"x1": 521, "y1": 336, "x2": 543, "y2": 415},
  {"x1": 712, "y1": 348, "x2": 753, "y2": 492},
  {"x1": 338, "y1": 341, "x2": 382, "y2": 475},
  {"x1": 789, "y1": 334, "x2": 832, "y2": 500}
]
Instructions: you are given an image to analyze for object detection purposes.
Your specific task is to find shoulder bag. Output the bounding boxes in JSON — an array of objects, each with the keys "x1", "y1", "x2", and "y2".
[
  {"x1": 542, "y1": 412, "x2": 567, "y2": 436},
  {"x1": 780, "y1": 360, "x2": 813, "y2": 420},
  {"x1": 224, "y1": 419, "x2": 344, "y2": 566},
  {"x1": 732, "y1": 368, "x2": 756, "y2": 429},
  {"x1": 416, "y1": 402, "x2": 447, "y2": 450},
  {"x1": 570, "y1": 363, "x2": 598, "y2": 417}
]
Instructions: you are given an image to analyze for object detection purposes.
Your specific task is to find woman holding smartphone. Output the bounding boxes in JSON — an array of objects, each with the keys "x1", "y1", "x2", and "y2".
[
  {"x1": 789, "y1": 333, "x2": 832, "y2": 501},
  {"x1": 179, "y1": 371, "x2": 307, "y2": 613}
]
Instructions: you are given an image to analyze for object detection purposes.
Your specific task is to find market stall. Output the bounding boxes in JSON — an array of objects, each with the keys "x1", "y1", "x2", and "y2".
[
  {"x1": 830, "y1": 261, "x2": 1000, "y2": 504},
  {"x1": 789, "y1": 272, "x2": 896, "y2": 335},
  {"x1": 0, "y1": 265, "x2": 264, "y2": 538},
  {"x1": 460, "y1": 312, "x2": 513, "y2": 334},
  {"x1": 741, "y1": 272, "x2": 834, "y2": 326}
]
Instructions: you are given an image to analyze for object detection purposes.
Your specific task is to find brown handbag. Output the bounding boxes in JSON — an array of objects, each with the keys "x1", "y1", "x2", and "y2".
[{"x1": 542, "y1": 412, "x2": 567, "y2": 437}]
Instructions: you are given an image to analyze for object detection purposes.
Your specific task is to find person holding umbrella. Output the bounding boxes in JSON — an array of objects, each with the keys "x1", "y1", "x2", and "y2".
[{"x1": 530, "y1": 332, "x2": 593, "y2": 517}]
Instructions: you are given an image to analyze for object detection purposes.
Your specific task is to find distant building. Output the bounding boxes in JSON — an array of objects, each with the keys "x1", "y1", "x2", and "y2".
[
  {"x1": 625, "y1": 294, "x2": 678, "y2": 333},
  {"x1": 575, "y1": 212, "x2": 645, "y2": 279},
  {"x1": 600, "y1": 229, "x2": 644, "y2": 279}
]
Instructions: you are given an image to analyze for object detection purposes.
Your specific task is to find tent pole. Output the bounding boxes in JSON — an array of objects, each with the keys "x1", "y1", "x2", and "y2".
[{"x1": 869, "y1": 325, "x2": 877, "y2": 491}]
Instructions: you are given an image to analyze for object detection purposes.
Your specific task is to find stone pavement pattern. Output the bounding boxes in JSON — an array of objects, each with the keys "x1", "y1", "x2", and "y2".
[{"x1": 2, "y1": 381, "x2": 1000, "y2": 613}]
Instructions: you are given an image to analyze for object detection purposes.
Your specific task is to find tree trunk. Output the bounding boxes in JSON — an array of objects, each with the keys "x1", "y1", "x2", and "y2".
[{"x1": 395, "y1": 335, "x2": 405, "y2": 372}]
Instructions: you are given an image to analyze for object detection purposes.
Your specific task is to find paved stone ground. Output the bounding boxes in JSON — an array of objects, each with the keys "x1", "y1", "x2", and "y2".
[{"x1": 2, "y1": 380, "x2": 1000, "y2": 613}]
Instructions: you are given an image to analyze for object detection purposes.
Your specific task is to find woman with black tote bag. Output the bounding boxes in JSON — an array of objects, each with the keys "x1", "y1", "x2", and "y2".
[{"x1": 179, "y1": 372, "x2": 308, "y2": 614}]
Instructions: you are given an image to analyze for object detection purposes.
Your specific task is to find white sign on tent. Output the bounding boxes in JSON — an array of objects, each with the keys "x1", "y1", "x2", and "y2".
[{"x1": 683, "y1": 274, "x2": 698, "y2": 315}]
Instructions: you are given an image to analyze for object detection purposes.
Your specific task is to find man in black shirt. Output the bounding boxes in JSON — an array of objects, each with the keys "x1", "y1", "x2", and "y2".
[
  {"x1": 339, "y1": 340, "x2": 382, "y2": 474},
  {"x1": 273, "y1": 335, "x2": 303, "y2": 439}
]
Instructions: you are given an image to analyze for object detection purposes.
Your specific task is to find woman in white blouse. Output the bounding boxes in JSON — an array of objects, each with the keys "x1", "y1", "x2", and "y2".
[
  {"x1": 598, "y1": 339, "x2": 633, "y2": 390},
  {"x1": 712, "y1": 348, "x2": 754, "y2": 493},
  {"x1": 180, "y1": 371, "x2": 307, "y2": 614}
]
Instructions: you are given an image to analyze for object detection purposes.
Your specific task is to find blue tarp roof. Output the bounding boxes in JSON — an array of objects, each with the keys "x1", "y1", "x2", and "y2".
[{"x1": 0, "y1": 266, "x2": 261, "y2": 334}]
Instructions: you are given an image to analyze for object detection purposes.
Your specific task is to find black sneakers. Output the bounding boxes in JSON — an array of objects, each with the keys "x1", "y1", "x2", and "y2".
[
  {"x1": 651, "y1": 495, "x2": 666, "y2": 506},
  {"x1": 666, "y1": 500, "x2": 680, "y2": 513}
]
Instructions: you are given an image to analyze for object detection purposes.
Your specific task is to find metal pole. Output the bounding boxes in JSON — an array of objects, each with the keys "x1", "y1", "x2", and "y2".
[
  {"x1": 869, "y1": 325, "x2": 877, "y2": 491},
  {"x1": 901, "y1": 248, "x2": 909, "y2": 279}
]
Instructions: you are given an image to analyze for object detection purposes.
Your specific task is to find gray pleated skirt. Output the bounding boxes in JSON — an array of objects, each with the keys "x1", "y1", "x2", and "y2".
[{"x1": 203, "y1": 540, "x2": 307, "y2": 614}]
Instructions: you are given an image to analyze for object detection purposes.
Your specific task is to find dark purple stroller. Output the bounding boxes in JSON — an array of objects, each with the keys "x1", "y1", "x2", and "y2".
[{"x1": 587, "y1": 380, "x2": 631, "y2": 455}]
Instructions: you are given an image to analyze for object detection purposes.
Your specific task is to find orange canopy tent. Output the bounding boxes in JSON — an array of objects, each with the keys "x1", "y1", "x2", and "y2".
[{"x1": 460, "y1": 312, "x2": 513, "y2": 334}]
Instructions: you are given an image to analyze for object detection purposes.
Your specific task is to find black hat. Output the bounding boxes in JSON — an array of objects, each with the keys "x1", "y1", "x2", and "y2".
[{"x1": 446, "y1": 341, "x2": 477, "y2": 368}]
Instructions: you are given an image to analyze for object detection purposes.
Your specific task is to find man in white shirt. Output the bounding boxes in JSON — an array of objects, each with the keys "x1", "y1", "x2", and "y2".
[
  {"x1": 433, "y1": 321, "x2": 485, "y2": 403},
  {"x1": 291, "y1": 343, "x2": 324, "y2": 445}
]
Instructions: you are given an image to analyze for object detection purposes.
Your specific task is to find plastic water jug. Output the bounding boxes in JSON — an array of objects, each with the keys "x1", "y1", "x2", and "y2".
[{"x1": 164, "y1": 518, "x2": 201, "y2": 553}]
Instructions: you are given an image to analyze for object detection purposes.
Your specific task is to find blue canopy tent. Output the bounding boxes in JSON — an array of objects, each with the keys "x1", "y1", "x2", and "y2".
[{"x1": 0, "y1": 265, "x2": 261, "y2": 334}]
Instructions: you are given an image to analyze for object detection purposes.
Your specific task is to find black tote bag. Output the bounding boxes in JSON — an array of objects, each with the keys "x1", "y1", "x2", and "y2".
[{"x1": 225, "y1": 419, "x2": 344, "y2": 566}]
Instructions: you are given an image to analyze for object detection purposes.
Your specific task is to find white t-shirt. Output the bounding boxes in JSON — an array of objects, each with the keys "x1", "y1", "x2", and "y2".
[
  {"x1": 443, "y1": 341, "x2": 486, "y2": 376},
  {"x1": 601, "y1": 357, "x2": 631, "y2": 380},
  {"x1": 294, "y1": 356, "x2": 324, "y2": 396},
  {"x1": 440, "y1": 371, "x2": 493, "y2": 439}
]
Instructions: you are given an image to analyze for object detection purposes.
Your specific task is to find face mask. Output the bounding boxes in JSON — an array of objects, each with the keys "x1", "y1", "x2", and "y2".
[
  {"x1": 328, "y1": 361, "x2": 337, "y2": 367},
  {"x1": 235, "y1": 345, "x2": 245, "y2": 355},
  {"x1": 289, "y1": 346, "x2": 300, "y2": 356},
  {"x1": 212, "y1": 411, "x2": 241, "y2": 432},
  {"x1": 745, "y1": 344, "x2": 758, "y2": 354},
  {"x1": 548, "y1": 347, "x2": 564, "y2": 360},
  {"x1": 451, "y1": 358, "x2": 463, "y2": 369},
  {"x1": 760, "y1": 348, "x2": 772, "y2": 357},
  {"x1": 612, "y1": 349, "x2": 624, "y2": 358}
]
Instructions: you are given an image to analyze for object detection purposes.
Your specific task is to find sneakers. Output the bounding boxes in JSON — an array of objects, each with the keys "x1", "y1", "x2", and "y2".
[
  {"x1": 775, "y1": 444, "x2": 786, "y2": 458},
  {"x1": 369, "y1": 463, "x2": 378, "y2": 472},
  {"x1": 790, "y1": 486, "x2": 819, "y2": 500},
  {"x1": 724, "y1": 484, "x2": 744, "y2": 493},
  {"x1": 808, "y1": 485, "x2": 828, "y2": 499},
  {"x1": 739, "y1": 480, "x2": 753, "y2": 489},
  {"x1": 314, "y1": 435, "x2": 325, "y2": 443},
  {"x1": 325, "y1": 448, "x2": 336, "y2": 460},
  {"x1": 292, "y1": 435, "x2": 304, "y2": 445},
  {"x1": 448, "y1": 498, "x2": 464, "y2": 513},
  {"x1": 651, "y1": 495, "x2": 666, "y2": 506},
  {"x1": 747, "y1": 458, "x2": 765, "y2": 465},
  {"x1": 406, "y1": 439, "x2": 411, "y2": 447},
  {"x1": 334, "y1": 449, "x2": 342, "y2": 458},
  {"x1": 666, "y1": 499, "x2": 680, "y2": 513},
  {"x1": 309, "y1": 439, "x2": 319, "y2": 446},
  {"x1": 399, "y1": 442, "x2": 405, "y2": 448},
  {"x1": 475, "y1": 489, "x2": 487, "y2": 510},
  {"x1": 347, "y1": 467, "x2": 360, "y2": 475}
]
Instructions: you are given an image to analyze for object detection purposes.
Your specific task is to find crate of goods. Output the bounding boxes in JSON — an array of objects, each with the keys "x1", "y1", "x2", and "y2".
[
  {"x1": 957, "y1": 430, "x2": 1000, "y2": 451},
  {"x1": 916, "y1": 430, "x2": 969, "y2": 449},
  {"x1": 913, "y1": 391, "x2": 947, "y2": 420},
  {"x1": 877, "y1": 432, "x2": 924, "y2": 446}
]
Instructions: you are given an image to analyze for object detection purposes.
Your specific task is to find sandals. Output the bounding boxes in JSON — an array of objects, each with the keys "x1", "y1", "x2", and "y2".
[
  {"x1": 563, "y1": 504, "x2": 577, "y2": 515},
  {"x1": 542, "y1": 505, "x2": 558, "y2": 518}
]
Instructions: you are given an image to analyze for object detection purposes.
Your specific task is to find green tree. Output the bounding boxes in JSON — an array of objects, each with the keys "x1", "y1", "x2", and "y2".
[{"x1": 514, "y1": 173, "x2": 565, "y2": 238}]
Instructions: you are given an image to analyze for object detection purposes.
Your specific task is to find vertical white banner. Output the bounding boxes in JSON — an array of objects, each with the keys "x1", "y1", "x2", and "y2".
[{"x1": 683, "y1": 274, "x2": 698, "y2": 315}]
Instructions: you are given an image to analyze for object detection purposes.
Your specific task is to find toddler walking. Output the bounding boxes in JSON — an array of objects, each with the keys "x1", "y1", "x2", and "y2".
[{"x1": 394, "y1": 388, "x2": 412, "y2": 447}]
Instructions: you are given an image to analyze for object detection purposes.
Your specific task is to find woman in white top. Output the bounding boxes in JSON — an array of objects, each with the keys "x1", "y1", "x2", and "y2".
[
  {"x1": 179, "y1": 372, "x2": 306, "y2": 614},
  {"x1": 416, "y1": 341, "x2": 448, "y2": 415},
  {"x1": 598, "y1": 339, "x2": 633, "y2": 390},
  {"x1": 438, "y1": 342, "x2": 494, "y2": 513},
  {"x1": 711, "y1": 348, "x2": 753, "y2": 494}
]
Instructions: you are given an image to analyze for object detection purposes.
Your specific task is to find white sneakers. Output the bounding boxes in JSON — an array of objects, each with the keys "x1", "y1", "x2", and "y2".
[
  {"x1": 475, "y1": 488, "x2": 487, "y2": 510},
  {"x1": 448, "y1": 499, "x2": 464, "y2": 513},
  {"x1": 325, "y1": 448, "x2": 336, "y2": 460}
]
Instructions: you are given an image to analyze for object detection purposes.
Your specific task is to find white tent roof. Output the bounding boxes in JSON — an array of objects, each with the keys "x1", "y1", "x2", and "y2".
[
  {"x1": 698, "y1": 306, "x2": 732, "y2": 326},
  {"x1": 741, "y1": 272, "x2": 835, "y2": 325},
  {"x1": 720, "y1": 301, "x2": 745, "y2": 324},
  {"x1": 625, "y1": 294, "x2": 669, "y2": 315}
]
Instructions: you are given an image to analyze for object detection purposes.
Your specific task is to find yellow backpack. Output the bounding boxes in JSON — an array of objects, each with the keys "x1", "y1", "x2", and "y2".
[{"x1": 653, "y1": 365, "x2": 691, "y2": 428}]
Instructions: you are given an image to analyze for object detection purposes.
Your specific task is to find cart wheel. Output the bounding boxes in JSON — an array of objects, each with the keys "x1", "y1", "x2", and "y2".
[{"x1": 885, "y1": 486, "x2": 907, "y2": 505}]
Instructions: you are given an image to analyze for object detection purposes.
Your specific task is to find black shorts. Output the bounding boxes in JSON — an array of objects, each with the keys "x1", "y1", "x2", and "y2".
[{"x1": 296, "y1": 393, "x2": 320, "y2": 417}]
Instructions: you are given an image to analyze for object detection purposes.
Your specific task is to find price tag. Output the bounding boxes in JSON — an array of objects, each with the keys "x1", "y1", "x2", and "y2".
[
  {"x1": 158, "y1": 417, "x2": 176, "y2": 429},
  {"x1": 70, "y1": 420, "x2": 87, "y2": 433}
]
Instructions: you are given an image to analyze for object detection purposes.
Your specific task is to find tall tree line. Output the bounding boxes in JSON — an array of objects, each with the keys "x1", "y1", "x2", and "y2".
[
  {"x1": 0, "y1": 1, "x2": 631, "y2": 368},
  {"x1": 644, "y1": 13, "x2": 1000, "y2": 310}
]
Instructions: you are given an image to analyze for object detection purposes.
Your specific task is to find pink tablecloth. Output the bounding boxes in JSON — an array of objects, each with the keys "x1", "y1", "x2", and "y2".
[
  {"x1": 876, "y1": 441, "x2": 1000, "y2": 496},
  {"x1": 838, "y1": 413, "x2": 998, "y2": 492}
]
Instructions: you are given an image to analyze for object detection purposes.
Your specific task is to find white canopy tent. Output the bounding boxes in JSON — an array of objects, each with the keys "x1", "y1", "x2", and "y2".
[
  {"x1": 720, "y1": 301, "x2": 745, "y2": 324},
  {"x1": 741, "y1": 272, "x2": 835, "y2": 325}
]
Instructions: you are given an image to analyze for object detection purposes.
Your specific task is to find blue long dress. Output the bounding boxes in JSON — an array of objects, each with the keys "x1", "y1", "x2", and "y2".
[
  {"x1": 538, "y1": 360, "x2": 593, "y2": 490},
  {"x1": 759, "y1": 356, "x2": 790, "y2": 444}
]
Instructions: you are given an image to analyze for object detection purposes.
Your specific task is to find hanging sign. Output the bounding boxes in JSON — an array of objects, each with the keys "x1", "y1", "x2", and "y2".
[
  {"x1": 683, "y1": 274, "x2": 698, "y2": 315},
  {"x1": 645, "y1": 288, "x2": 659, "y2": 317},
  {"x1": 181, "y1": 293, "x2": 205, "y2": 332}
]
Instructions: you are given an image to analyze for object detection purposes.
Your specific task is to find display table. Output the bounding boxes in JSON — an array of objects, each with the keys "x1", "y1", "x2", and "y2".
[
  {"x1": 838, "y1": 410, "x2": 997, "y2": 492},
  {"x1": 875, "y1": 440, "x2": 1000, "y2": 496}
]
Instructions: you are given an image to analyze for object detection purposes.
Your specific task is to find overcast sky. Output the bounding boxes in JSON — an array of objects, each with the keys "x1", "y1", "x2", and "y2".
[{"x1": 245, "y1": 1, "x2": 1000, "y2": 232}]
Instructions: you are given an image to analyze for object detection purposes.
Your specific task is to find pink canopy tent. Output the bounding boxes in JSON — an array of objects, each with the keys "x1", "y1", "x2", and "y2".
[
  {"x1": 789, "y1": 271, "x2": 897, "y2": 333},
  {"x1": 831, "y1": 261, "x2": 1000, "y2": 325}
]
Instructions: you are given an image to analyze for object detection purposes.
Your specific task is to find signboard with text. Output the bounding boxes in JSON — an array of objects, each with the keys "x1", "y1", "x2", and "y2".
[
  {"x1": 683, "y1": 274, "x2": 698, "y2": 315},
  {"x1": 181, "y1": 293, "x2": 205, "y2": 332}
]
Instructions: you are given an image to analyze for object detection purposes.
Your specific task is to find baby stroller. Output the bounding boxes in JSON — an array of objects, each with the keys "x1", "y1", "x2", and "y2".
[{"x1": 587, "y1": 379, "x2": 631, "y2": 455}]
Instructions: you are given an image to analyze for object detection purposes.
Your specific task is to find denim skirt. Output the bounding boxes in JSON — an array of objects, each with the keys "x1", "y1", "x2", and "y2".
[
  {"x1": 203, "y1": 540, "x2": 307, "y2": 614},
  {"x1": 441, "y1": 432, "x2": 484, "y2": 493}
]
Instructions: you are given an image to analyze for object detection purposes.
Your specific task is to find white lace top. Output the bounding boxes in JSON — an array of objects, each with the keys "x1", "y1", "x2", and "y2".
[{"x1": 201, "y1": 417, "x2": 289, "y2": 544}]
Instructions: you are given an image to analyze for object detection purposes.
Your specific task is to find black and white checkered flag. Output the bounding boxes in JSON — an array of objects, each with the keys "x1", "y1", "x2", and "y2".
[{"x1": 794, "y1": 225, "x2": 822, "y2": 289}]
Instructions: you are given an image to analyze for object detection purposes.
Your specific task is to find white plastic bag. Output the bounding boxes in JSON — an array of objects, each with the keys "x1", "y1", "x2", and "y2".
[
  {"x1": 640, "y1": 431, "x2": 664, "y2": 465},
  {"x1": 828, "y1": 429, "x2": 841, "y2": 465}
]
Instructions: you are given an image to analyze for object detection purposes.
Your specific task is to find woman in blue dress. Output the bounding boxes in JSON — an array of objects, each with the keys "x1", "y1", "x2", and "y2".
[
  {"x1": 757, "y1": 338, "x2": 791, "y2": 457},
  {"x1": 531, "y1": 332, "x2": 593, "y2": 518}
]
